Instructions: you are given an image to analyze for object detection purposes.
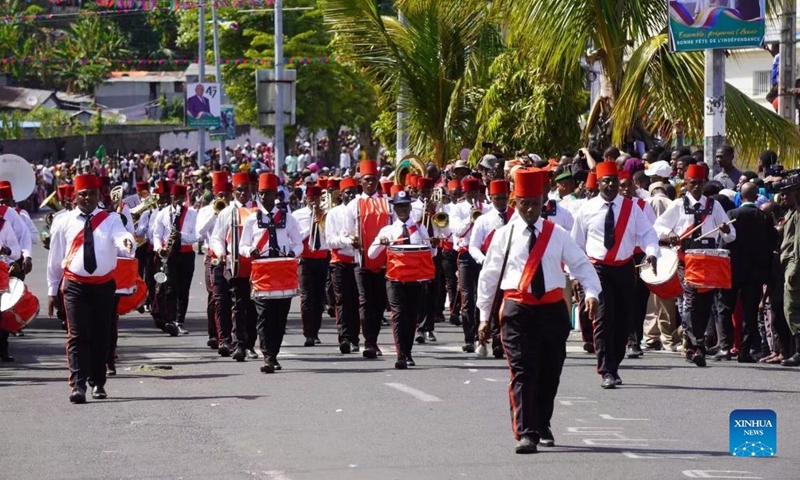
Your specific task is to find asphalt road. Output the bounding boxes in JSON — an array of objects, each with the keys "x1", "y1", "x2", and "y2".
[{"x1": 1, "y1": 215, "x2": 799, "y2": 479}]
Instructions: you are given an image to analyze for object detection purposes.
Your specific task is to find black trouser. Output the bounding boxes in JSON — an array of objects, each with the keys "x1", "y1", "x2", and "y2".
[
  {"x1": 210, "y1": 263, "x2": 233, "y2": 345},
  {"x1": 458, "y1": 252, "x2": 480, "y2": 344},
  {"x1": 299, "y1": 257, "x2": 330, "y2": 338},
  {"x1": 64, "y1": 279, "x2": 116, "y2": 390},
  {"x1": 769, "y1": 254, "x2": 792, "y2": 355},
  {"x1": 135, "y1": 243, "x2": 149, "y2": 281},
  {"x1": 718, "y1": 281, "x2": 763, "y2": 354},
  {"x1": 330, "y1": 262, "x2": 359, "y2": 344},
  {"x1": 56, "y1": 283, "x2": 67, "y2": 322},
  {"x1": 417, "y1": 254, "x2": 442, "y2": 333},
  {"x1": 574, "y1": 283, "x2": 593, "y2": 344},
  {"x1": 229, "y1": 277, "x2": 257, "y2": 351},
  {"x1": 593, "y1": 261, "x2": 634, "y2": 376},
  {"x1": 355, "y1": 267, "x2": 387, "y2": 348},
  {"x1": 145, "y1": 249, "x2": 156, "y2": 308},
  {"x1": 441, "y1": 249, "x2": 461, "y2": 323},
  {"x1": 388, "y1": 281, "x2": 423, "y2": 357},
  {"x1": 500, "y1": 299, "x2": 570, "y2": 441},
  {"x1": 203, "y1": 260, "x2": 219, "y2": 340},
  {"x1": 107, "y1": 296, "x2": 120, "y2": 367},
  {"x1": 326, "y1": 268, "x2": 335, "y2": 311},
  {"x1": 255, "y1": 297, "x2": 292, "y2": 361},
  {"x1": 161, "y1": 251, "x2": 195, "y2": 325},
  {"x1": 682, "y1": 284, "x2": 717, "y2": 355}
]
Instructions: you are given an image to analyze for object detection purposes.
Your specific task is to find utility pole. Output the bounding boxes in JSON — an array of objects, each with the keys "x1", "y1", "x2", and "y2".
[
  {"x1": 703, "y1": 49, "x2": 725, "y2": 178},
  {"x1": 396, "y1": 9, "x2": 408, "y2": 162},
  {"x1": 779, "y1": 0, "x2": 797, "y2": 122},
  {"x1": 212, "y1": 4, "x2": 227, "y2": 168},
  {"x1": 274, "y1": 0, "x2": 285, "y2": 176},
  {"x1": 198, "y1": 0, "x2": 206, "y2": 167}
]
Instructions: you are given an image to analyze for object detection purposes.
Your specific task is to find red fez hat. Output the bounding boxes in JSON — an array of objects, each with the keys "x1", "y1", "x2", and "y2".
[
  {"x1": 0, "y1": 186, "x2": 12, "y2": 200},
  {"x1": 447, "y1": 179, "x2": 461, "y2": 191},
  {"x1": 390, "y1": 185, "x2": 404, "y2": 196},
  {"x1": 63, "y1": 185, "x2": 74, "y2": 198},
  {"x1": 462, "y1": 177, "x2": 480, "y2": 192},
  {"x1": 380, "y1": 180, "x2": 394, "y2": 193},
  {"x1": 154, "y1": 180, "x2": 168, "y2": 195},
  {"x1": 232, "y1": 172, "x2": 250, "y2": 187},
  {"x1": 100, "y1": 176, "x2": 111, "y2": 186},
  {"x1": 360, "y1": 160, "x2": 378, "y2": 177},
  {"x1": 306, "y1": 185, "x2": 322, "y2": 197},
  {"x1": 74, "y1": 174, "x2": 98, "y2": 192},
  {"x1": 585, "y1": 172, "x2": 598, "y2": 190},
  {"x1": 136, "y1": 181, "x2": 149, "y2": 192},
  {"x1": 212, "y1": 171, "x2": 228, "y2": 186},
  {"x1": 617, "y1": 171, "x2": 631, "y2": 181},
  {"x1": 341, "y1": 178, "x2": 358, "y2": 191},
  {"x1": 489, "y1": 180, "x2": 509, "y2": 196},
  {"x1": 514, "y1": 170, "x2": 546, "y2": 198},
  {"x1": 258, "y1": 173, "x2": 278, "y2": 192},
  {"x1": 417, "y1": 177, "x2": 434, "y2": 190},
  {"x1": 405, "y1": 173, "x2": 419, "y2": 188},
  {"x1": 213, "y1": 181, "x2": 230, "y2": 195},
  {"x1": 317, "y1": 177, "x2": 329, "y2": 189},
  {"x1": 57, "y1": 184, "x2": 68, "y2": 199},
  {"x1": 595, "y1": 161, "x2": 618, "y2": 179},
  {"x1": 328, "y1": 179, "x2": 340, "y2": 190},
  {"x1": 171, "y1": 184, "x2": 188, "y2": 196},
  {"x1": 0, "y1": 181, "x2": 9, "y2": 189},
  {"x1": 685, "y1": 164, "x2": 706, "y2": 181}
]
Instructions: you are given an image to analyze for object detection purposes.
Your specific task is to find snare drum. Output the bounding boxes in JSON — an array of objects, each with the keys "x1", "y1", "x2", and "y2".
[
  {"x1": 684, "y1": 249, "x2": 731, "y2": 290},
  {"x1": 0, "y1": 262, "x2": 9, "y2": 294},
  {"x1": 386, "y1": 245, "x2": 435, "y2": 283},
  {"x1": 114, "y1": 257, "x2": 139, "y2": 295},
  {"x1": 639, "y1": 247, "x2": 682, "y2": 299},
  {"x1": 117, "y1": 278, "x2": 147, "y2": 315},
  {"x1": 0, "y1": 278, "x2": 39, "y2": 332},
  {"x1": 250, "y1": 258, "x2": 299, "y2": 299}
]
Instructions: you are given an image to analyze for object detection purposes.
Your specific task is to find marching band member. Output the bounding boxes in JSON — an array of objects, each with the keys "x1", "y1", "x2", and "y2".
[
  {"x1": 368, "y1": 190, "x2": 434, "y2": 369},
  {"x1": 0, "y1": 195, "x2": 22, "y2": 362},
  {"x1": 210, "y1": 172, "x2": 259, "y2": 361},
  {"x1": 411, "y1": 176, "x2": 440, "y2": 342},
  {"x1": 451, "y1": 177, "x2": 489, "y2": 353},
  {"x1": 240, "y1": 173, "x2": 303, "y2": 374},
  {"x1": 326, "y1": 177, "x2": 361, "y2": 353},
  {"x1": 133, "y1": 181, "x2": 152, "y2": 312},
  {"x1": 46, "y1": 173, "x2": 134, "y2": 403},
  {"x1": 345, "y1": 160, "x2": 392, "y2": 359},
  {"x1": 153, "y1": 184, "x2": 198, "y2": 336},
  {"x1": 571, "y1": 161, "x2": 660, "y2": 389},
  {"x1": 469, "y1": 179, "x2": 514, "y2": 357},
  {"x1": 441, "y1": 179, "x2": 462, "y2": 326},
  {"x1": 148, "y1": 180, "x2": 172, "y2": 329},
  {"x1": 293, "y1": 184, "x2": 331, "y2": 346},
  {"x1": 197, "y1": 172, "x2": 232, "y2": 351},
  {"x1": 477, "y1": 169, "x2": 600, "y2": 454},
  {"x1": 653, "y1": 164, "x2": 735, "y2": 367}
]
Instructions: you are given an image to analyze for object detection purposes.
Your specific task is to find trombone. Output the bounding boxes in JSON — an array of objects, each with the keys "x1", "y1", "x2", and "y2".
[{"x1": 431, "y1": 187, "x2": 449, "y2": 229}]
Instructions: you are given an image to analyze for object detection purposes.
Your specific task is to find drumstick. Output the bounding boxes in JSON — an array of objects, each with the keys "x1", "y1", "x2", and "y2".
[
  {"x1": 678, "y1": 223, "x2": 704, "y2": 241},
  {"x1": 694, "y1": 218, "x2": 736, "y2": 241}
]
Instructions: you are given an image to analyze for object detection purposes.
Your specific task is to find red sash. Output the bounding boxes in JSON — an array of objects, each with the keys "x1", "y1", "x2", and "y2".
[
  {"x1": 480, "y1": 208, "x2": 515, "y2": 254},
  {"x1": 331, "y1": 249, "x2": 354, "y2": 264},
  {"x1": 503, "y1": 220, "x2": 561, "y2": 306},
  {"x1": 602, "y1": 198, "x2": 633, "y2": 263},
  {"x1": 0, "y1": 205, "x2": 8, "y2": 218},
  {"x1": 637, "y1": 198, "x2": 645, "y2": 210},
  {"x1": 64, "y1": 210, "x2": 111, "y2": 270},
  {"x1": 359, "y1": 197, "x2": 391, "y2": 272}
]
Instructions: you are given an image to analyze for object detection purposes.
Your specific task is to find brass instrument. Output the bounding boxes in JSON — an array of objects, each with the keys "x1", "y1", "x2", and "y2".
[
  {"x1": 39, "y1": 191, "x2": 64, "y2": 249},
  {"x1": 227, "y1": 205, "x2": 240, "y2": 279},
  {"x1": 310, "y1": 205, "x2": 326, "y2": 249},
  {"x1": 213, "y1": 197, "x2": 228, "y2": 214},
  {"x1": 393, "y1": 154, "x2": 426, "y2": 187},
  {"x1": 155, "y1": 206, "x2": 182, "y2": 284},
  {"x1": 430, "y1": 187, "x2": 448, "y2": 228},
  {"x1": 470, "y1": 198, "x2": 482, "y2": 223},
  {"x1": 131, "y1": 196, "x2": 159, "y2": 247}
]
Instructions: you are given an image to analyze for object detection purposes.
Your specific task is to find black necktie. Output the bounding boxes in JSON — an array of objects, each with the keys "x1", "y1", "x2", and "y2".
[
  {"x1": 82, "y1": 213, "x2": 97, "y2": 273},
  {"x1": 692, "y1": 202, "x2": 703, "y2": 240},
  {"x1": 527, "y1": 226, "x2": 545, "y2": 299},
  {"x1": 604, "y1": 202, "x2": 615, "y2": 250},
  {"x1": 267, "y1": 212, "x2": 279, "y2": 257},
  {"x1": 311, "y1": 213, "x2": 321, "y2": 250},
  {"x1": 499, "y1": 210, "x2": 507, "y2": 225},
  {"x1": 401, "y1": 224, "x2": 411, "y2": 245}
]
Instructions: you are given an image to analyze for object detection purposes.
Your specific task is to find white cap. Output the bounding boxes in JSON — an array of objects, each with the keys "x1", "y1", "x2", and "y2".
[
  {"x1": 644, "y1": 160, "x2": 672, "y2": 178},
  {"x1": 719, "y1": 188, "x2": 736, "y2": 201}
]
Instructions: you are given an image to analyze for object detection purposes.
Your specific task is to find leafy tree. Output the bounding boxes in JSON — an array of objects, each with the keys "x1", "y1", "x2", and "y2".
[{"x1": 52, "y1": 17, "x2": 129, "y2": 93}]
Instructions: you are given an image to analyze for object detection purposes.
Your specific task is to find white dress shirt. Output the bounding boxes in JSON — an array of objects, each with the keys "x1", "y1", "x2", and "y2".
[
  {"x1": 511, "y1": 200, "x2": 575, "y2": 232},
  {"x1": 135, "y1": 208, "x2": 152, "y2": 241},
  {"x1": 152, "y1": 205, "x2": 199, "y2": 252},
  {"x1": 571, "y1": 194, "x2": 660, "y2": 262},
  {"x1": 0, "y1": 217, "x2": 21, "y2": 265},
  {"x1": 46, "y1": 207, "x2": 134, "y2": 296},
  {"x1": 210, "y1": 200, "x2": 257, "y2": 258},
  {"x1": 368, "y1": 218, "x2": 433, "y2": 259},
  {"x1": 293, "y1": 205, "x2": 330, "y2": 251},
  {"x1": 469, "y1": 208, "x2": 513, "y2": 265},
  {"x1": 653, "y1": 192, "x2": 736, "y2": 245},
  {"x1": 240, "y1": 205, "x2": 303, "y2": 258},
  {"x1": 0, "y1": 207, "x2": 32, "y2": 259},
  {"x1": 632, "y1": 197, "x2": 657, "y2": 224},
  {"x1": 196, "y1": 204, "x2": 218, "y2": 245},
  {"x1": 450, "y1": 200, "x2": 491, "y2": 250},
  {"x1": 477, "y1": 217, "x2": 601, "y2": 323},
  {"x1": 17, "y1": 209, "x2": 38, "y2": 245},
  {"x1": 325, "y1": 203, "x2": 356, "y2": 257}
]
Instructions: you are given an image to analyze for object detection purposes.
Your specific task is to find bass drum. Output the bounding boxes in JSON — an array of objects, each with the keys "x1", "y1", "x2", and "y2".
[{"x1": 0, "y1": 278, "x2": 40, "y2": 332}]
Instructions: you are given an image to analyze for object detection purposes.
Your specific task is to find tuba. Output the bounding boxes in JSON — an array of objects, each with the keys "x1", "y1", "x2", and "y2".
[
  {"x1": 0, "y1": 154, "x2": 36, "y2": 203},
  {"x1": 393, "y1": 154, "x2": 426, "y2": 188}
]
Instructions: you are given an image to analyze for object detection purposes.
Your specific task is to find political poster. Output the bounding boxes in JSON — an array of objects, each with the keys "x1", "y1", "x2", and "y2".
[
  {"x1": 185, "y1": 82, "x2": 221, "y2": 128},
  {"x1": 210, "y1": 105, "x2": 236, "y2": 141},
  {"x1": 668, "y1": 1, "x2": 765, "y2": 52}
]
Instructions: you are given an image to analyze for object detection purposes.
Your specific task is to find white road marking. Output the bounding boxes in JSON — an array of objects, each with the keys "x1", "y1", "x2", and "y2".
[
  {"x1": 260, "y1": 471, "x2": 292, "y2": 480},
  {"x1": 583, "y1": 438, "x2": 649, "y2": 447},
  {"x1": 566, "y1": 345, "x2": 591, "y2": 353},
  {"x1": 385, "y1": 383, "x2": 442, "y2": 402},
  {"x1": 622, "y1": 451, "x2": 701, "y2": 460},
  {"x1": 560, "y1": 400, "x2": 598, "y2": 405},
  {"x1": 468, "y1": 369, "x2": 478, "y2": 373},
  {"x1": 682, "y1": 471, "x2": 762, "y2": 479},
  {"x1": 483, "y1": 378, "x2": 500, "y2": 382},
  {"x1": 599, "y1": 414, "x2": 650, "y2": 421}
]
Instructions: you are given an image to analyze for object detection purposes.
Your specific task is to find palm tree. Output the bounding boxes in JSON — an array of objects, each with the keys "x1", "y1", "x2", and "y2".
[
  {"x1": 321, "y1": 0, "x2": 502, "y2": 166},
  {"x1": 500, "y1": 0, "x2": 800, "y2": 163}
]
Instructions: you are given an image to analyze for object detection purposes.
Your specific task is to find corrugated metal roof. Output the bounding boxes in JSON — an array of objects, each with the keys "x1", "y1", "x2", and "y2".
[
  {"x1": 0, "y1": 86, "x2": 57, "y2": 110},
  {"x1": 107, "y1": 71, "x2": 186, "y2": 83}
]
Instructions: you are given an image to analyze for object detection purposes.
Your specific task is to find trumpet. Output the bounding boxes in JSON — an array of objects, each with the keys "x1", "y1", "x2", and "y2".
[
  {"x1": 213, "y1": 197, "x2": 228, "y2": 214},
  {"x1": 470, "y1": 198, "x2": 482, "y2": 223},
  {"x1": 430, "y1": 187, "x2": 448, "y2": 228}
]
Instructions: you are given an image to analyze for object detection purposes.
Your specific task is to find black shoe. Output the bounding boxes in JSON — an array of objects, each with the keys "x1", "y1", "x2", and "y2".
[
  {"x1": 781, "y1": 353, "x2": 800, "y2": 367},
  {"x1": 601, "y1": 374, "x2": 616, "y2": 389},
  {"x1": 232, "y1": 348, "x2": 246, "y2": 362},
  {"x1": 362, "y1": 347, "x2": 377, "y2": 359},
  {"x1": 0, "y1": 354, "x2": 14, "y2": 362},
  {"x1": 425, "y1": 332, "x2": 437, "y2": 342},
  {"x1": 644, "y1": 342, "x2": 663, "y2": 351},
  {"x1": 737, "y1": 352, "x2": 757, "y2": 363},
  {"x1": 260, "y1": 362, "x2": 275, "y2": 374},
  {"x1": 538, "y1": 428, "x2": 555, "y2": 447},
  {"x1": 449, "y1": 316, "x2": 462, "y2": 326},
  {"x1": 626, "y1": 345, "x2": 642, "y2": 359},
  {"x1": 633, "y1": 344, "x2": 643, "y2": 357},
  {"x1": 314, "y1": 337, "x2": 321, "y2": 345},
  {"x1": 713, "y1": 349, "x2": 731, "y2": 361},
  {"x1": 92, "y1": 385, "x2": 107, "y2": 399},
  {"x1": 247, "y1": 348, "x2": 259, "y2": 359},
  {"x1": 462, "y1": 343, "x2": 475, "y2": 353},
  {"x1": 415, "y1": 332, "x2": 426, "y2": 344},
  {"x1": 137, "y1": 306, "x2": 146, "y2": 314},
  {"x1": 692, "y1": 351, "x2": 707, "y2": 367},
  {"x1": 381, "y1": 318, "x2": 390, "y2": 326},
  {"x1": 583, "y1": 342, "x2": 595, "y2": 354},
  {"x1": 350, "y1": 342, "x2": 360, "y2": 353},
  {"x1": 394, "y1": 356, "x2": 408, "y2": 370},
  {"x1": 327, "y1": 307, "x2": 335, "y2": 318},
  {"x1": 207, "y1": 338, "x2": 219, "y2": 350},
  {"x1": 165, "y1": 322, "x2": 179, "y2": 337},
  {"x1": 177, "y1": 324, "x2": 189, "y2": 335},
  {"x1": 339, "y1": 341, "x2": 351, "y2": 354},
  {"x1": 106, "y1": 364, "x2": 116, "y2": 377},
  {"x1": 406, "y1": 355, "x2": 415, "y2": 367},
  {"x1": 493, "y1": 347, "x2": 505, "y2": 359},
  {"x1": 69, "y1": 387, "x2": 86, "y2": 404},
  {"x1": 304, "y1": 337, "x2": 315, "y2": 347},
  {"x1": 61, "y1": 320, "x2": 67, "y2": 331},
  {"x1": 613, "y1": 373, "x2": 622, "y2": 386},
  {"x1": 218, "y1": 342, "x2": 231, "y2": 357},
  {"x1": 375, "y1": 346, "x2": 383, "y2": 357},
  {"x1": 515, "y1": 436, "x2": 537, "y2": 454},
  {"x1": 435, "y1": 315, "x2": 446, "y2": 324},
  {"x1": 271, "y1": 358, "x2": 282, "y2": 371}
]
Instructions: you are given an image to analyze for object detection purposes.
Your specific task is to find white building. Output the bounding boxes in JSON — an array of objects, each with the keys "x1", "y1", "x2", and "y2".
[{"x1": 94, "y1": 71, "x2": 186, "y2": 120}]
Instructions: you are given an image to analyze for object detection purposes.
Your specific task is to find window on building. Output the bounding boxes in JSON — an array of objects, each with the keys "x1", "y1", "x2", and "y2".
[{"x1": 753, "y1": 70, "x2": 772, "y2": 96}]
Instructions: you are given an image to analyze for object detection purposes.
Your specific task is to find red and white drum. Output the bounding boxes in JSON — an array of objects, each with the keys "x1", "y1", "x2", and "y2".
[
  {"x1": 250, "y1": 258, "x2": 299, "y2": 299},
  {"x1": 685, "y1": 249, "x2": 732, "y2": 291},
  {"x1": 118, "y1": 278, "x2": 147, "y2": 315},
  {"x1": 0, "y1": 278, "x2": 39, "y2": 332},
  {"x1": 114, "y1": 257, "x2": 139, "y2": 295},
  {"x1": 0, "y1": 262, "x2": 9, "y2": 294},
  {"x1": 386, "y1": 245, "x2": 435, "y2": 283},
  {"x1": 639, "y1": 247, "x2": 682, "y2": 299}
]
